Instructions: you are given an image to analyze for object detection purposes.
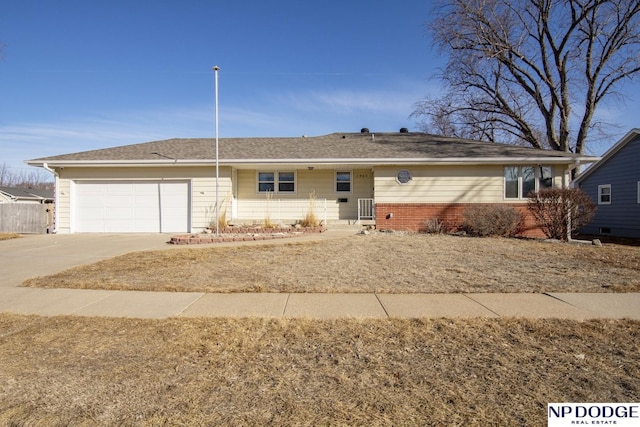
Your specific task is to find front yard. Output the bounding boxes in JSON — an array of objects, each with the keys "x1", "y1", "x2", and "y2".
[
  {"x1": 0, "y1": 315, "x2": 637, "y2": 426},
  {"x1": 5, "y1": 233, "x2": 640, "y2": 425},
  {"x1": 23, "y1": 233, "x2": 640, "y2": 293}
]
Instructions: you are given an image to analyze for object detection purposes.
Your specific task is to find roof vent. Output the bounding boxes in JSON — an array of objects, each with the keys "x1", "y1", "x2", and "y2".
[
  {"x1": 360, "y1": 128, "x2": 369, "y2": 133},
  {"x1": 400, "y1": 127, "x2": 409, "y2": 133}
]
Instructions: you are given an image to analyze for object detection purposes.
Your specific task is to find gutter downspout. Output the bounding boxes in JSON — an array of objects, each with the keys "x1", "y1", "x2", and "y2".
[
  {"x1": 563, "y1": 161, "x2": 582, "y2": 242},
  {"x1": 42, "y1": 163, "x2": 58, "y2": 234}
]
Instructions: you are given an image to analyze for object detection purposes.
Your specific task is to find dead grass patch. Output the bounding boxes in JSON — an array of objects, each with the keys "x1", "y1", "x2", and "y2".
[
  {"x1": 24, "y1": 234, "x2": 640, "y2": 293},
  {"x1": 0, "y1": 233, "x2": 20, "y2": 241},
  {"x1": 0, "y1": 314, "x2": 637, "y2": 426}
]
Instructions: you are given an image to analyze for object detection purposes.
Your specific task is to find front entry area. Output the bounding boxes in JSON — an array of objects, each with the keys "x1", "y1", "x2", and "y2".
[{"x1": 74, "y1": 181, "x2": 190, "y2": 233}]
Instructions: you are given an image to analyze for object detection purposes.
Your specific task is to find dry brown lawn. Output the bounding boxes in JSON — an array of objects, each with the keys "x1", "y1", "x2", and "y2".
[
  {"x1": 0, "y1": 233, "x2": 20, "y2": 241},
  {"x1": 24, "y1": 233, "x2": 640, "y2": 293},
  {"x1": 0, "y1": 314, "x2": 637, "y2": 426}
]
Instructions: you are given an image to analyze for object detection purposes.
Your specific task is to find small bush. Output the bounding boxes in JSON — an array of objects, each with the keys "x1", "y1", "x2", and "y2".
[
  {"x1": 423, "y1": 218, "x2": 444, "y2": 234},
  {"x1": 463, "y1": 205, "x2": 522, "y2": 237},
  {"x1": 527, "y1": 188, "x2": 596, "y2": 240}
]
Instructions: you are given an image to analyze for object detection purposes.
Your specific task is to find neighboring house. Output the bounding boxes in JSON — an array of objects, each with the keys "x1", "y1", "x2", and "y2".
[
  {"x1": 574, "y1": 128, "x2": 640, "y2": 238},
  {"x1": 0, "y1": 186, "x2": 54, "y2": 204},
  {"x1": 27, "y1": 131, "x2": 597, "y2": 236},
  {"x1": 0, "y1": 187, "x2": 54, "y2": 233}
]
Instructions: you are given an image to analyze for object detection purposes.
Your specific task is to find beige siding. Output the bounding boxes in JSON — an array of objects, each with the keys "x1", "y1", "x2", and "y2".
[
  {"x1": 56, "y1": 179, "x2": 72, "y2": 233},
  {"x1": 374, "y1": 165, "x2": 567, "y2": 204},
  {"x1": 56, "y1": 166, "x2": 232, "y2": 233},
  {"x1": 235, "y1": 168, "x2": 373, "y2": 223},
  {"x1": 52, "y1": 163, "x2": 569, "y2": 232}
]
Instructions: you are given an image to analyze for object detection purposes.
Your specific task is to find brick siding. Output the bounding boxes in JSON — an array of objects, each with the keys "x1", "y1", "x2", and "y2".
[{"x1": 375, "y1": 203, "x2": 545, "y2": 238}]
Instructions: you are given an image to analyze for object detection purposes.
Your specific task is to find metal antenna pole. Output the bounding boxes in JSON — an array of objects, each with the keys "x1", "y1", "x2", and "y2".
[{"x1": 213, "y1": 65, "x2": 220, "y2": 237}]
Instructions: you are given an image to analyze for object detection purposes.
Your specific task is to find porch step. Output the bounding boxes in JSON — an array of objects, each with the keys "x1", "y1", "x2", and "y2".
[
  {"x1": 325, "y1": 220, "x2": 375, "y2": 231},
  {"x1": 326, "y1": 219, "x2": 375, "y2": 225}
]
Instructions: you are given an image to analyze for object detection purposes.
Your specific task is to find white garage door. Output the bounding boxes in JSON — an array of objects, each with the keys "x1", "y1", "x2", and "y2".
[{"x1": 75, "y1": 181, "x2": 189, "y2": 233}]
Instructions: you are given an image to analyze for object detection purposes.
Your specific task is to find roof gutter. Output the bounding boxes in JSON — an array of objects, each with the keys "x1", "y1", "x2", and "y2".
[{"x1": 28, "y1": 155, "x2": 600, "y2": 168}]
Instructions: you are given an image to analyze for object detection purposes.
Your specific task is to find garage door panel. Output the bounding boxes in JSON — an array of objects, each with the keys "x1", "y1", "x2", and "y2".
[
  {"x1": 160, "y1": 182, "x2": 189, "y2": 232},
  {"x1": 75, "y1": 181, "x2": 189, "y2": 233},
  {"x1": 105, "y1": 195, "x2": 136, "y2": 208}
]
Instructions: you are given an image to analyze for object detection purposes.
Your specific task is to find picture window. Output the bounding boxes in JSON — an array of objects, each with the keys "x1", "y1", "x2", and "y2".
[{"x1": 504, "y1": 165, "x2": 553, "y2": 199}]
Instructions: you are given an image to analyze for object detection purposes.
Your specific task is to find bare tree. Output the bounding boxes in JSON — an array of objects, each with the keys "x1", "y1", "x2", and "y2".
[
  {"x1": 412, "y1": 0, "x2": 640, "y2": 155},
  {"x1": 0, "y1": 163, "x2": 54, "y2": 190}
]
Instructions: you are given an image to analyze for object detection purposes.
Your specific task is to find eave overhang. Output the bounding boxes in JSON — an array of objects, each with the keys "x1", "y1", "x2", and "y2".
[{"x1": 27, "y1": 155, "x2": 599, "y2": 169}]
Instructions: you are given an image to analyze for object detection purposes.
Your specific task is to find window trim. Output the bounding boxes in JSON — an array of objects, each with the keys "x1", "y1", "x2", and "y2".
[
  {"x1": 598, "y1": 184, "x2": 611, "y2": 205},
  {"x1": 256, "y1": 170, "x2": 297, "y2": 194},
  {"x1": 335, "y1": 170, "x2": 352, "y2": 194},
  {"x1": 504, "y1": 165, "x2": 554, "y2": 200}
]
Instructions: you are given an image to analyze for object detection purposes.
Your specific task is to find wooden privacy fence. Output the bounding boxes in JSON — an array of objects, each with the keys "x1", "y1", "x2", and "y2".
[{"x1": 0, "y1": 203, "x2": 53, "y2": 234}]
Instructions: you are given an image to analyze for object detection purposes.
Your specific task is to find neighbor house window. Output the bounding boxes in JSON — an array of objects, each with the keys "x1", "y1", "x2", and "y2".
[
  {"x1": 598, "y1": 184, "x2": 611, "y2": 205},
  {"x1": 504, "y1": 165, "x2": 553, "y2": 199},
  {"x1": 257, "y1": 171, "x2": 296, "y2": 193},
  {"x1": 336, "y1": 171, "x2": 352, "y2": 193}
]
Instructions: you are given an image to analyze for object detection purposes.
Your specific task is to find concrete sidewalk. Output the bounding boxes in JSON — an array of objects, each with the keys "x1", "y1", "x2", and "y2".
[{"x1": 1, "y1": 287, "x2": 638, "y2": 320}]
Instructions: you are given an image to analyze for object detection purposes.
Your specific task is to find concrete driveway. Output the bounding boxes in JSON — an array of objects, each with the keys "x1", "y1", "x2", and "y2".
[{"x1": 0, "y1": 234, "x2": 174, "y2": 288}]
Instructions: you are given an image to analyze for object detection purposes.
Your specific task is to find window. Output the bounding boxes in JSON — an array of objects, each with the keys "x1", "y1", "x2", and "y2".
[
  {"x1": 637, "y1": 182, "x2": 640, "y2": 204},
  {"x1": 278, "y1": 172, "x2": 295, "y2": 192},
  {"x1": 539, "y1": 166, "x2": 553, "y2": 189},
  {"x1": 504, "y1": 165, "x2": 554, "y2": 199},
  {"x1": 396, "y1": 169, "x2": 412, "y2": 184},
  {"x1": 336, "y1": 171, "x2": 351, "y2": 193},
  {"x1": 598, "y1": 184, "x2": 611, "y2": 205},
  {"x1": 257, "y1": 171, "x2": 296, "y2": 193},
  {"x1": 258, "y1": 172, "x2": 275, "y2": 193},
  {"x1": 505, "y1": 166, "x2": 519, "y2": 199}
]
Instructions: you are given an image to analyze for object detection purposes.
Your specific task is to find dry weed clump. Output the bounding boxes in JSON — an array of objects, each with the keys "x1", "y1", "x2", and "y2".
[
  {"x1": 299, "y1": 190, "x2": 320, "y2": 227},
  {"x1": 423, "y1": 217, "x2": 445, "y2": 233},
  {"x1": 23, "y1": 234, "x2": 640, "y2": 293},
  {"x1": 0, "y1": 315, "x2": 637, "y2": 426},
  {"x1": 0, "y1": 233, "x2": 20, "y2": 241}
]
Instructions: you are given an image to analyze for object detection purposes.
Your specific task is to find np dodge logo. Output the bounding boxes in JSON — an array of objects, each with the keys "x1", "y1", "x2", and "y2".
[{"x1": 548, "y1": 403, "x2": 640, "y2": 426}]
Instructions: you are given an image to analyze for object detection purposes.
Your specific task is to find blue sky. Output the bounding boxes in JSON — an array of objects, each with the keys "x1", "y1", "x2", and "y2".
[{"x1": 1, "y1": 0, "x2": 638, "y2": 175}]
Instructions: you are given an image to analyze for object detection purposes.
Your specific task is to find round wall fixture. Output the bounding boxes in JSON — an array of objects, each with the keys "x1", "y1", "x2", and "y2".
[{"x1": 396, "y1": 169, "x2": 412, "y2": 184}]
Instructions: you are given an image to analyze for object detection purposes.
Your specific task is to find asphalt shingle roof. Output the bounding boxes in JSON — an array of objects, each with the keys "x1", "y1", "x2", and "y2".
[
  {"x1": 0, "y1": 186, "x2": 54, "y2": 200},
  {"x1": 29, "y1": 132, "x2": 588, "y2": 163}
]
